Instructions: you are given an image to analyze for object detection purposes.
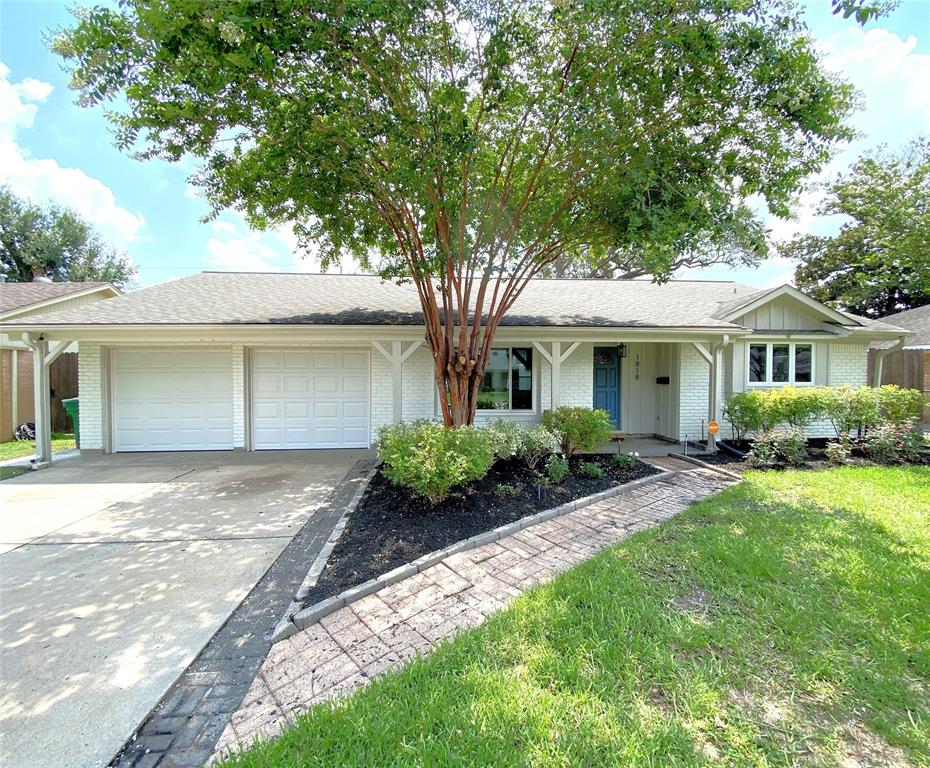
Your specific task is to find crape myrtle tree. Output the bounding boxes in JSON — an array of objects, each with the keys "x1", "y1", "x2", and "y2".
[{"x1": 54, "y1": 0, "x2": 852, "y2": 426}]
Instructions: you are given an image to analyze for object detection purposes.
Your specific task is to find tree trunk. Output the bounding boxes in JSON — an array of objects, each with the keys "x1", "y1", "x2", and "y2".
[{"x1": 435, "y1": 342, "x2": 488, "y2": 427}]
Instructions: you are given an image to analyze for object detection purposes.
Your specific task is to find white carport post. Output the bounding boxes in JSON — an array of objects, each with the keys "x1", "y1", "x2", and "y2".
[
  {"x1": 22, "y1": 334, "x2": 71, "y2": 469},
  {"x1": 26, "y1": 335, "x2": 52, "y2": 468},
  {"x1": 371, "y1": 340, "x2": 422, "y2": 423}
]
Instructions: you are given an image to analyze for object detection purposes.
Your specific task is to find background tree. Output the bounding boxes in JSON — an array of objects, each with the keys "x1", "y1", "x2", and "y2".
[
  {"x1": 54, "y1": 0, "x2": 852, "y2": 425},
  {"x1": 787, "y1": 138, "x2": 929, "y2": 318},
  {"x1": 0, "y1": 187, "x2": 136, "y2": 287},
  {"x1": 830, "y1": 0, "x2": 897, "y2": 25}
]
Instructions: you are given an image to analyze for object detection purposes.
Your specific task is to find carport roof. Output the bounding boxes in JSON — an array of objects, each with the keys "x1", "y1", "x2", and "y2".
[{"x1": 0, "y1": 271, "x2": 908, "y2": 334}]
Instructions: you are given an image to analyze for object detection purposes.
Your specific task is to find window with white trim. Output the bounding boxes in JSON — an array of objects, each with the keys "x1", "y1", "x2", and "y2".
[
  {"x1": 477, "y1": 347, "x2": 533, "y2": 410},
  {"x1": 748, "y1": 342, "x2": 813, "y2": 385}
]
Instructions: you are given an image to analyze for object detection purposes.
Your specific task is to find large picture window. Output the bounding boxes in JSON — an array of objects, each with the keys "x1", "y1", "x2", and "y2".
[
  {"x1": 478, "y1": 347, "x2": 533, "y2": 410},
  {"x1": 748, "y1": 342, "x2": 814, "y2": 385}
]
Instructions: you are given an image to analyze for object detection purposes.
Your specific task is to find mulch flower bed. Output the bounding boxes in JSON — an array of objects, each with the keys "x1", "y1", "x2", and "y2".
[
  {"x1": 697, "y1": 438, "x2": 930, "y2": 473},
  {"x1": 299, "y1": 454, "x2": 661, "y2": 609}
]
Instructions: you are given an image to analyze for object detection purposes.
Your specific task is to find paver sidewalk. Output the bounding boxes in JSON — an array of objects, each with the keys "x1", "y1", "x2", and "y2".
[{"x1": 213, "y1": 467, "x2": 732, "y2": 760}]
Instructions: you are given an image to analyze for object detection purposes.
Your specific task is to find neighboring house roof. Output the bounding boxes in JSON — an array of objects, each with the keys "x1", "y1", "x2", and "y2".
[
  {"x1": 0, "y1": 281, "x2": 120, "y2": 321},
  {"x1": 0, "y1": 271, "x2": 907, "y2": 336},
  {"x1": 872, "y1": 304, "x2": 930, "y2": 349}
]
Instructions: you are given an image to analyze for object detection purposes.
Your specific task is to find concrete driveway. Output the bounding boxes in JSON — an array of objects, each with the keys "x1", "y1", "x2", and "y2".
[{"x1": 0, "y1": 450, "x2": 360, "y2": 768}]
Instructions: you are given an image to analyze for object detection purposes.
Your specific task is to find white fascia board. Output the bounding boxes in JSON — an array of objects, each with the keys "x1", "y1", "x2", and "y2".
[{"x1": 3, "y1": 322, "x2": 753, "y2": 344}]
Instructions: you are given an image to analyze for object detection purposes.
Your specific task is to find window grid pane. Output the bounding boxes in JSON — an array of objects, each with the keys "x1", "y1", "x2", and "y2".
[
  {"x1": 772, "y1": 344, "x2": 790, "y2": 382},
  {"x1": 478, "y1": 349, "x2": 510, "y2": 409},
  {"x1": 749, "y1": 345, "x2": 767, "y2": 383},
  {"x1": 511, "y1": 347, "x2": 533, "y2": 410},
  {"x1": 794, "y1": 344, "x2": 812, "y2": 383}
]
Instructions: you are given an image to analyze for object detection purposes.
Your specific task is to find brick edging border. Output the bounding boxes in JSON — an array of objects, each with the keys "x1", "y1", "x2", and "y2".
[
  {"x1": 270, "y1": 464, "x2": 381, "y2": 642},
  {"x1": 670, "y1": 453, "x2": 744, "y2": 481},
  {"x1": 273, "y1": 467, "x2": 677, "y2": 642}
]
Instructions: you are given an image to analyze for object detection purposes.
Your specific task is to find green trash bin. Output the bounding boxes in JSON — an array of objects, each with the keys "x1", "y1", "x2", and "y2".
[{"x1": 62, "y1": 397, "x2": 80, "y2": 448}]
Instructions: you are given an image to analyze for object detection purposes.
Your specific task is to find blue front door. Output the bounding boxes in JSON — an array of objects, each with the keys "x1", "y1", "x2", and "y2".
[{"x1": 593, "y1": 348, "x2": 620, "y2": 428}]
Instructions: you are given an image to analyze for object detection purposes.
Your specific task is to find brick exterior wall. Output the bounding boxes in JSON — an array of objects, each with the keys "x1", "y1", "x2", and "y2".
[
  {"x1": 678, "y1": 343, "x2": 709, "y2": 442},
  {"x1": 232, "y1": 344, "x2": 246, "y2": 448},
  {"x1": 78, "y1": 343, "x2": 104, "y2": 450},
  {"x1": 560, "y1": 342, "x2": 594, "y2": 408},
  {"x1": 401, "y1": 346, "x2": 436, "y2": 424}
]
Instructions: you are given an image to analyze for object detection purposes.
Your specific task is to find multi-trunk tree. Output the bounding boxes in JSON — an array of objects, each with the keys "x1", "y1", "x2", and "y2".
[{"x1": 54, "y1": 0, "x2": 852, "y2": 425}]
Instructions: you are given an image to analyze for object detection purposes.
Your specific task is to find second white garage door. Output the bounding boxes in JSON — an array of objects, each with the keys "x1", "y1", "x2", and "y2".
[{"x1": 251, "y1": 349, "x2": 370, "y2": 449}]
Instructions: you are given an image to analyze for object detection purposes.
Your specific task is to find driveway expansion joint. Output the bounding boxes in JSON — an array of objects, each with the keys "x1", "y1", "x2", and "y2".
[
  {"x1": 106, "y1": 458, "x2": 377, "y2": 768},
  {"x1": 213, "y1": 467, "x2": 734, "y2": 760}
]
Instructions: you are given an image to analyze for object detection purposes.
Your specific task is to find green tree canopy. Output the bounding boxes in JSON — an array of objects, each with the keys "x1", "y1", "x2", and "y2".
[
  {"x1": 0, "y1": 187, "x2": 137, "y2": 288},
  {"x1": 787, "y1": 138, "x2": 930, "y2": 318},
  {"x1": 54, "y1": 0, "x2": 852, "y2": 424}
]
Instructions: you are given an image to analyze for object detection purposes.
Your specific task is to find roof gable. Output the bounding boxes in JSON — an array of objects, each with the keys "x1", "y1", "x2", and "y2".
[
  {"x1": 718, "y1": 284, "x2": 862, "y2": 325},
  {"x1": 0, "y1": 282, "x2": 119, "y2": 321}
]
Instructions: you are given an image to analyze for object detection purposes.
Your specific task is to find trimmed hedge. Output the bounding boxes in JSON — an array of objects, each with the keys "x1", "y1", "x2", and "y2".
[{"x1": 724, "y1": 385, "x2": 925, "y2": 441}]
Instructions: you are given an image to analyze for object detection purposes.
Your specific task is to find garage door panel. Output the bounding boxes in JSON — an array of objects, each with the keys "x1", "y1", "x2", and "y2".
[
  {"x1": 252, "y1": 348, "x2": 370, "y2": 450},
  {"x1": 112, "y1": 349, "x2": 234, "y2": 452}
]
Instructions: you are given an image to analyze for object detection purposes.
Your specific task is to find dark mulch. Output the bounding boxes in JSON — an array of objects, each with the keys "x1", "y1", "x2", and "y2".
[{"x1": 299, "y1": 454, "x2": 661, "y2": 609}]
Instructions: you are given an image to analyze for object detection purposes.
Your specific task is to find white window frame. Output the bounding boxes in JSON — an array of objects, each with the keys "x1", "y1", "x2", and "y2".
[
  {"x1": 476, "y1": 346, "x2": 535, "y2": 412},
  {"x1": 746, "y1": 342, "x2": 815, "y2": 387}
]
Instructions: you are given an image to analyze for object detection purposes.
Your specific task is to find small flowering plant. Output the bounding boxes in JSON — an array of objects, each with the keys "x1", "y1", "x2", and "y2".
[{"x1": 613, "y1": 451, "x2": 640, "y2": 471}]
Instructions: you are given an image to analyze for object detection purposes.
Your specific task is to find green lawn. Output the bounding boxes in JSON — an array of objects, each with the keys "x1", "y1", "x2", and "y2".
[
  {"x1": 221, "y1": 467, "x2": 930, "y2": 767},
  {"x1": 0, "y1": 432, "x2": 76, "y2": 462}
]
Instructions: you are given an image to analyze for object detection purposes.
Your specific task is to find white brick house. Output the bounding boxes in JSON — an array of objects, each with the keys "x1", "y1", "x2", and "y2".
[{"x1": 1, "y1": 273, "x2": 909, "y2": 461}]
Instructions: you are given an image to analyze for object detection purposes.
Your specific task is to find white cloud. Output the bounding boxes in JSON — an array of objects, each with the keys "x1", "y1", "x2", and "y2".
[
  {"x1": 0, "y1": 61, "x2": 146, "y2": 249},
  {"x1": 204, "y1": 215, "x2": 286, "y2": 272},
  {"x1": 732, "y1": 24, "x2": 930, "y2": 288}
]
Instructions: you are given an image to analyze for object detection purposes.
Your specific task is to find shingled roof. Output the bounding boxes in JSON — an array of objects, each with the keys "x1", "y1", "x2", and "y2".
[
  {"x1": 875, "y1": 304, "x2": 930, "y2": 348},
  {"x1": 0, "y1": 271, "x2": 907, "y2": 334},
  {"x1": 5, "y1": 272, "x2": 760, "y2": 329}
]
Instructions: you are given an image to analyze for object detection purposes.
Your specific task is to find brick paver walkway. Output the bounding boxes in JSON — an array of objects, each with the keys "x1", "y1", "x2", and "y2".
[{"x1": 213, "y1": 467, "x2": 732, "y2": 760}]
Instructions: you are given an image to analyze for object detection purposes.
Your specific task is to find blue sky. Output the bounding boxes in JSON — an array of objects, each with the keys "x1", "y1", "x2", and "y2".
[{"x1": 1, "y1": 0, "x2": 928, "y2": 289}]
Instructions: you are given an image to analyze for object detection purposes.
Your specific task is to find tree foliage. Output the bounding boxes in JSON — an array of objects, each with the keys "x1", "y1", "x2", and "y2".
[
  {"x1": 787, "y1": 138, "x2": 930, "y2": 318},
  {"x1": 54, "y1": 0, "x2": 852, "y2": 424},
  {"x1": 0, "y1": 187, "x2": 136, "y2": 287},
  {"x1": 830, "y1": 0, "x2": 897, "y2": 25}
]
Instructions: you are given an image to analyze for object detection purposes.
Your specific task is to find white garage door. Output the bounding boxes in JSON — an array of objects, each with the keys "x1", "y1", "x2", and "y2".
[
  {"x1": 112, "y1": 349, "x2": 234, "y2": 452},
  {"x1": 251, "y1": 348, "x2": 369, "y2": 449}
]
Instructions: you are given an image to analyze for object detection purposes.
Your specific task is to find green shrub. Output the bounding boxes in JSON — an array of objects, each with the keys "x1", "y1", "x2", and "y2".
[
  {"x1": 824, "y1": 439, "x2": 852, "y2": 465},
  {"x1": 377, "y1": 422, "x2": 494, "y2": 504},
  {"x1": 516, "y1": 425, "x2": 561, "y2": 470},
  {"x1": 766, "y1": 387, "x2": 825, "y2": 428},
  {"x1": 723, "y1": 391, "x2": 765, "y2": 441},
  {"x1": 747, "y1": 427, "x2": 808, "y2": 468},
  {"x1": 482, "y1": 419, "x2": 524, "y2": 460},
  {"x1": 546, "y1": 455, "x2": 569, "y2": 484},
  {"x1": 876, "y1": 385, "x2": 925, "y2": 426},
  {"x1": 864, "y1": 419, "x2": 923, "y2": 464},
  {"x1": 821, "y1": 386, "x2": 881, "y2": 439},
  {"x1": 613, "y1": 451, "x2": 639, "y2": 471},
  {"x1": 543, "y1": 407, "x2": 613, "y2": 458},
  {"x1": 495, "y1": 482, "x2": 523, "y2": 498},
  {"x1": 580, "y1": 461, "x2": 604, "y2": 479}
]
